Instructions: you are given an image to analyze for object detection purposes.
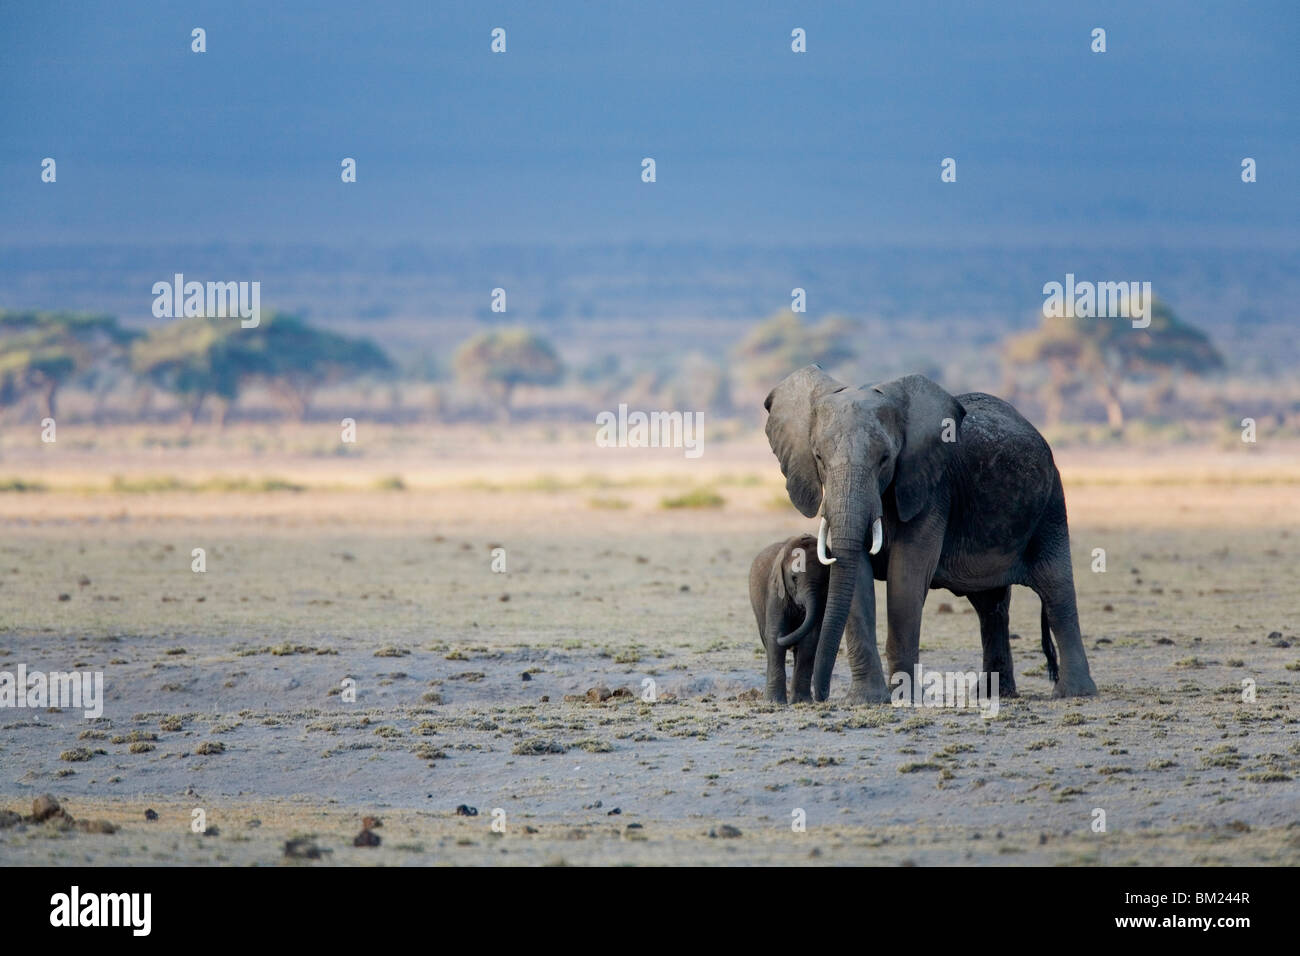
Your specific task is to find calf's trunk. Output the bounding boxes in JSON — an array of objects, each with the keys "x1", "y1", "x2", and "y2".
[{"x1": 776, "y1": 590, "x2": 820, "y2": 648}]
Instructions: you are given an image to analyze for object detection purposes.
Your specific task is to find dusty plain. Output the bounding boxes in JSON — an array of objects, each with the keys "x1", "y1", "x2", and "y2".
[{"x1": 0, "y1": 426, "x2": 1297, "y2": 865}]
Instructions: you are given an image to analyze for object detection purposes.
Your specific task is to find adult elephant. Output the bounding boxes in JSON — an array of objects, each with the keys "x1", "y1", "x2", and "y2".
[{"x1": 764, "y1": 366, "x2": 1097, "y2": 703}]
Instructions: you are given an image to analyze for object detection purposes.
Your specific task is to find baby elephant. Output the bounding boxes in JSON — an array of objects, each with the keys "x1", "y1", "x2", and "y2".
[{"x1": 750, "y1": 535, "x2": 831, "y2": 703}]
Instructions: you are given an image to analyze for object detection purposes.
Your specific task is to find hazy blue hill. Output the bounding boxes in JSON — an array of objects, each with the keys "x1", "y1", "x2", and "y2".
[
  {"x1": 1, "y1": 2, "x2": 1295, "y2": 378},
  {"x1": 0, "y1": 241, "x2": 1294, "y2": 375}
]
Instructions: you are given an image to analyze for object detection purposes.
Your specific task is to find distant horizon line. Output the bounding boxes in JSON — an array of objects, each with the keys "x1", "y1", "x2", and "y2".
[{"x1": 3, "y1": 234, "x2": 1298, "y2": 251}]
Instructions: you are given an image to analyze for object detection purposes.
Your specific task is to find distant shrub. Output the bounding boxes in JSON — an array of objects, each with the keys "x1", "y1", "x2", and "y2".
[
  {"x1": 661, "y1": 488, "x2": 725, "y2": 509},
  {"x1": 111, "y1": 475, "x2": 185, "y2": 493},
  {"x1": 201, "y1": 476, "x2": 303, "y2": 493},
  {"x1": 107, "y1": 474, "x2": 303, "y2": 493},
  {"x1": 0, "y1": 478, "x2": 48, "y2": 492}
]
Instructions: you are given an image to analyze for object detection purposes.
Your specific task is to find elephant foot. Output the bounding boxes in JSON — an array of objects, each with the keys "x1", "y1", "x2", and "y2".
[
  {"x1": 981, "y1": 662, "x2": 1016, "y2": 699},
  {"x1": 790, "y1": 690, "x2": 813, "y2": 704},
  {"x1": 1051, "y1": 671, "x2": 1097, "y2": 698},
  {"x1": 844, "y1": 679, "x2": 890, "y2": 705}
]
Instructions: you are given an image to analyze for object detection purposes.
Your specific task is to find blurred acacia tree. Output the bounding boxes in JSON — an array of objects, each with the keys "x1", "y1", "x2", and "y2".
[
  {"x1": 0, "y1": 311, "x2": 136, "y2": 418},
  {"x1": 732, "y1": 312, "x2": 857, "y2": 388},
  {"x1": 131, "y1": 317, "x2": 263, "y2": 428},
  {"x1": 1003, "y1": 298, "x2": 1224, "y2": 432},
  {"x1": 253, "y1": 313, "x2": 392, "y2": 420},
  {"x1": 132, "y1": 313, "x2": 392, "y2": 426},
  {"x1": 453, "y1": 328, "x2": 563, "y2": 420},
  {"x1": 672, "y1": 352, "x2": 733, "y2": 415}
]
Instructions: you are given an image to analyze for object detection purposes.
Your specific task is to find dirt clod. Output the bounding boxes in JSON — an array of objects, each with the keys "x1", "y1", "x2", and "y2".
[
  {"x1": 284, "y1": 838, "x2": 324, "y2": 859},
  {"x1": 32, "y1": 794, "x2": 61, "y2": 821},
  {"x1": 77, "y1": 819, "x2": 118, "y2": 834},
  {"x1": 512, "y1": 738, "x2": 567, "y2": 755}
]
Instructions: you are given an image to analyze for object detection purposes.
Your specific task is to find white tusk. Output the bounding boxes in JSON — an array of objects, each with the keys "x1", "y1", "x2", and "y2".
[
  {"x1": 817, "y1": 516, "x2": 837, "y2": 565},
  {"x1": 869, "y1": 517, "x2": 883, "y2": 555}
]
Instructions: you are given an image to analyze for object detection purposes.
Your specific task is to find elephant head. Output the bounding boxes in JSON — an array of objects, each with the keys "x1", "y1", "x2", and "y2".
[
  {"x1": 764, "y1": 366, "x2": 966, "y2": 699},
  {"x1": 767, "y1": 534, "x2": 828, "y2": 650}
]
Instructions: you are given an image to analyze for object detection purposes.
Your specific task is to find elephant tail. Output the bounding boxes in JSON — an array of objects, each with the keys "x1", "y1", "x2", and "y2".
[{"x1": 1041, "y1": 605, "x2": 1060, "y2": 683}]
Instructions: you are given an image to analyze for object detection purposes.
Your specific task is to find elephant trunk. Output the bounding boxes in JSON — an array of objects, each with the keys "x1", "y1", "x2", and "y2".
[
  {"x1": 812, "y1": 549, "x2": 859, "y2": 700},
  {"x1": 776, "y1": 588, "x2": 820, "y2": 648},
  {"x1": 811, "y1": 472, "x2": 880, "y2": 700}
]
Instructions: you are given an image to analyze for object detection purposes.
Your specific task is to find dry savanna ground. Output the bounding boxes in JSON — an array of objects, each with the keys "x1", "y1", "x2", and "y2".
[{"x1": 0, "y1": 424, "x2": 1297, "y2": 865}]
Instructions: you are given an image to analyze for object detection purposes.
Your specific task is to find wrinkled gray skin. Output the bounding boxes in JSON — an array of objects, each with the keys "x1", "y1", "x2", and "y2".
[
  {"x1": 749, "y1": 535, "x2": 830, "y2": 703},
  {"x1": 764, "y1": 367, "x2": 1097, "y2": 703}
]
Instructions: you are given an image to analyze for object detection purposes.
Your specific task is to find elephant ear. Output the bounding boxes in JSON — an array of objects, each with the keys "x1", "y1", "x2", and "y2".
[
  {"x1": 770, "y1": 542, "x2": 789, "y2": 603},
  {"x1": 873, "y1": 374, "x2": 966, "y2": 523},
  {"x1": 764, "y1": 365, "x2": 844, "y2": 518}
]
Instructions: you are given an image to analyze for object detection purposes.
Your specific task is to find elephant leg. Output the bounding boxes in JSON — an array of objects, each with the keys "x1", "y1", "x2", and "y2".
[
  {"x1": 842, "y1": 558, "x2": 889, "y2": 704},
  {"x1": 884, "y1": 538, "x2": 942, "y2": 704},
  {"x1": 761, "y1": 585, "x2": 792, "y2": 703},
  {"x1": 764, "y1": 627, "x2": 790, "y2": 704},
  {"x1": 790, "y1": 624, "x2": 817, "y2": 703},
  {"x1": 764, "y1": 642, "x2": 788, "y2": 703},
  {"x1": 1029, "y1": 545, "x2": 1097, "y2": 698},
  {"x1": 967, "y1": 586, "x2": 1016, "y2": 698}
]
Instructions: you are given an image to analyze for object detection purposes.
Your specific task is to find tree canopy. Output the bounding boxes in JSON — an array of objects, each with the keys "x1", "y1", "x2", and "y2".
[
  {"x1": 1003, "y1": 298, "x2": 1224, "y2": 431},
  {"x1": 132, "y1": 312, "x2": 392, "y2": 426},
  {"x1": 253, "y1": 313, "x2": 392, "y2": 419},
  {"x1": 732, "y1": 312, "x2": 856, "y2": 387},
  {"x1": 453, "y1": 328, "x2": 563, "y2": 419},
  {"x1": 0, "y1": 310, "x2": 136, "y2": 417},
  {"x1": 131, "y1": 316, "x2": 263, "y2": 426}
]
